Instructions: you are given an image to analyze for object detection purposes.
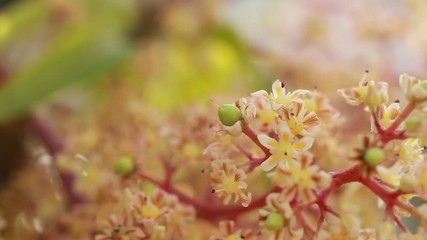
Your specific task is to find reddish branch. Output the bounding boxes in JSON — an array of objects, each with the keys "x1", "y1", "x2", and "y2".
[
  {"x1": 242, "y1": 124, "x2": 270, "y2": 156},
  {"x1": 373, "y1": 101, "x2": 415, "y2": 144},
  {"x1": 386, "y1": 101, "x2": 415, "y2": 135},
  {"x1": 139, "y1": 103, "x2": 422, "y2": 231},
  {"x1": 312, "y1": 163, "x2": 415, "y2": 232},
  {"x1": 138, "y1": 172, "x2": 280, "y2": 220},
  {"x1": 30, "y1": 115, "x2": 86, "y2": 207}
]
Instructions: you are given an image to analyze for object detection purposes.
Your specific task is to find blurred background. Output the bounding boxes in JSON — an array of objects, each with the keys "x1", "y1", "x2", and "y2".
[{"x1": 1, "y1": 0, "x2": 427, "y2": 239}]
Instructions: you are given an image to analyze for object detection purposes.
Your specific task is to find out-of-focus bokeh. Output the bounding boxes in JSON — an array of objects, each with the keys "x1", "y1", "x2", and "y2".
[{"x1": 1, "y1": 0, "x2": 427, "y2": 239}]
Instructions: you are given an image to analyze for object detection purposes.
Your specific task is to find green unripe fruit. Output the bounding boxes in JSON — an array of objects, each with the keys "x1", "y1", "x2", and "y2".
[
  {"x1": 363, "y1": 147, "x2": 385, "y2": 167},
  {"x1": 114, "y1": 156, "x2": 135, "y2": 176},
  {"x1": 265, "y1": 213, "x2": 285, "y2": 231},
  {"x1": 421, "y1": 81, "x2": 427, "y2": 91},
  {"x1": 218, "y1": 104, "x2": 242, "y2": 126}
]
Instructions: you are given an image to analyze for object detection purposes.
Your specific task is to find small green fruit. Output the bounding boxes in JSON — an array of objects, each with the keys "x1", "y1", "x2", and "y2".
[
  {"x1": 421, "y1": 80, "x2": 427, "y2": 91},
  {"x1": 363, "y1": 147, "x2": 385, "y2": 167},
  {"x1": 218, "y1": 104, "x2": 242, "y2": 126},
  {"x1": 114, "y1": 156, "x2": 135, "y2": 176},
  {"x1": 265, "y1": 212, "x2": 285, "y2": 231}
]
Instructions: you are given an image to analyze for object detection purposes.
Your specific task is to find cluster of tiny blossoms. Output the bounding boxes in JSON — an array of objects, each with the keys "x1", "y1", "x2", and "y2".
[
  {"x1": 208, "y1": 74, "x2": 427, "y2": 240},
  {"x1": 95, "y1": 189, "x2": 195, "y2": 240},
  {"x1": 92, "y1": 74, "x2": 427, "y2": 240},
  {"x1": 208, "y1": 80, "x2": 338, "y2": 239}
]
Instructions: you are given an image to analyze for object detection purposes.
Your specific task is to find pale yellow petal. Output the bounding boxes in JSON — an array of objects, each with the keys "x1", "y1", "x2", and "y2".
[
  {"x1": 272, "y1": 80, "x2": 285, "y2": 98},
  {"x1": 258, "y1": 134, "x2": 278, "y2": 149},
  {"x1": 260, "y1": 156, "x2": 280, "y2": 171},
  {"x1": 294, "y1": 137, "x2": 314, "y2": 151}
]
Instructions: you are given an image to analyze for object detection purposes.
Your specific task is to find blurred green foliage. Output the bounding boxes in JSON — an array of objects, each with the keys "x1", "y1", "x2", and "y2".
[
  {"x1": 0, "y1": 0, "x2": 261, "y2": 120},
  {"x1": 0, "y1": 0, "x2": 133, "y2": 121}
]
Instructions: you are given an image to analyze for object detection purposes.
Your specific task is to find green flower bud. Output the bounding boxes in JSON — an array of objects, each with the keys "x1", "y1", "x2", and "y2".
[
  {"x1": 363, "y1": 147, "x2": 385, "y2": 167},
  {"x1": 114, "y1": 156, "x2": 135, "y2": 176},
  {"x1": 265, "y1": 212, "x2": 285, "y2": 231},
  {"x1": 218, "y1": 104, "x2": 242, "y2": 126}
]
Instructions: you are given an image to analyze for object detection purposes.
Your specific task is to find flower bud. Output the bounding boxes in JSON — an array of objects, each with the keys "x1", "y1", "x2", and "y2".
[
  {"x1": 363, "y1": 147, "x2": 385, "y2": 167},
  {"x1": 365, "y1": 81, "x2": 388, "y2": 110},
  {"x1": 265, "y1": 212, "x2": 285, "y2": 231},
  {"x1": 399, "y1": 74, "x2": 427, "y2": 102},
  {"x1": 218, "y1": 104, "x2": 242, "y2": 126},
  {"x1": 114, "y1": 156, "x2": 135, "y2": 176}
]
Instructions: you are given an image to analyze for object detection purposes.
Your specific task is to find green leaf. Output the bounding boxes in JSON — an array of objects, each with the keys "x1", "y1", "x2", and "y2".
[{"x1": 0, "y1": 27, "x2": 131, "y2": 121}]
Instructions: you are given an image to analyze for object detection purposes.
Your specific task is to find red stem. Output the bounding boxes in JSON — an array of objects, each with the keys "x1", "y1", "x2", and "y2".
[
  {"x1": 242, "y1": 124, "x2": 270, "y2": 157},
  {"x1": 316, "y1": 164, "x2": 362, "y2": 201},
  {"x1": 30, "y1": 115, "x2": 85, "y2": 207},
  {"x1": 372, "y1": 108, "x2": 385, "y2": 134},
  {"x1": 385, "y1": 101, "x2": 415, "y2": 135},
  {"x1": 310, "y1": 163, "x2": 413, "y2": 232},
  {"x1": 138, "y1": 171, "x2": 280, "y2": 220}
]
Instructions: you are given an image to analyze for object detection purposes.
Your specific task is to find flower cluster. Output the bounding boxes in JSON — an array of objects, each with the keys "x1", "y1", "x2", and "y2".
[
  {"x1": 206, "y1": 75, "x2": 427, "y2": 239},
  {"x1": 90, "y1": 74, "x2": 427, "y2": 240},
  {"x1": 211, "y1": 80, "x2": 335, "y2": 208},
  {"x1": 95, "y1": 189, "x2": 195, "y2": 240}
]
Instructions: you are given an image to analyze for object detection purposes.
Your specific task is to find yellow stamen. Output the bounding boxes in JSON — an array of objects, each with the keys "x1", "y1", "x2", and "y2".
[
  {"x1": 291, "y1": 169, "x2": 312, "y2": 189},
  {"x1": 141, "y1": 204, "x2": 160, "y2": 219},
  {"x1": 258, "y1": 109, "x2": 277, "y2": 124},
  {"x1": 288, "y1": 117, "x2": 304, "y2": 135},
  {"x1": 222, "y1": 176, "x2": 240, "y2": 193}
]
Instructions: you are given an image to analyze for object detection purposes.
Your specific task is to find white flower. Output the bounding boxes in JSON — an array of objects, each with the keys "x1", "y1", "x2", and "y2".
[{"x1": 252, "y1": 80, "x2": 308, "y2": 110}]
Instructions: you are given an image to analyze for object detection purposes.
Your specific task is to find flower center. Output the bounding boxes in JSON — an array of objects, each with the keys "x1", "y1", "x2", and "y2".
[
  {"x1": 182, "y1": 142, "x2": 200, "y2": 160},
  {"x1": 277, "y1": 141, "x2": 295, "y2": 160},
  {"x1": 274, "y1": 94, "x2": 292, "y2": 107},
  {"x1": 357, "y1": 86, "x2": 368, "y2": 99},
  {"x1": 304, "y1": 98, "x2": 318, "y2": 113},
  {"x1": 222, "y1": 176, "x2": 239, "y2": 193},
  {"x1": 259, "y1": 108, "x2": 277, "y2": 124},
  {"x1": 141, "y1": 204, "x2": 160, "y2": 219},
  {"x1": 287, "y1": 117, "x2": 304, "y2": 135},
  {"x1": 291, "y1": 169, "x2": 312, "y2": 189}
]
